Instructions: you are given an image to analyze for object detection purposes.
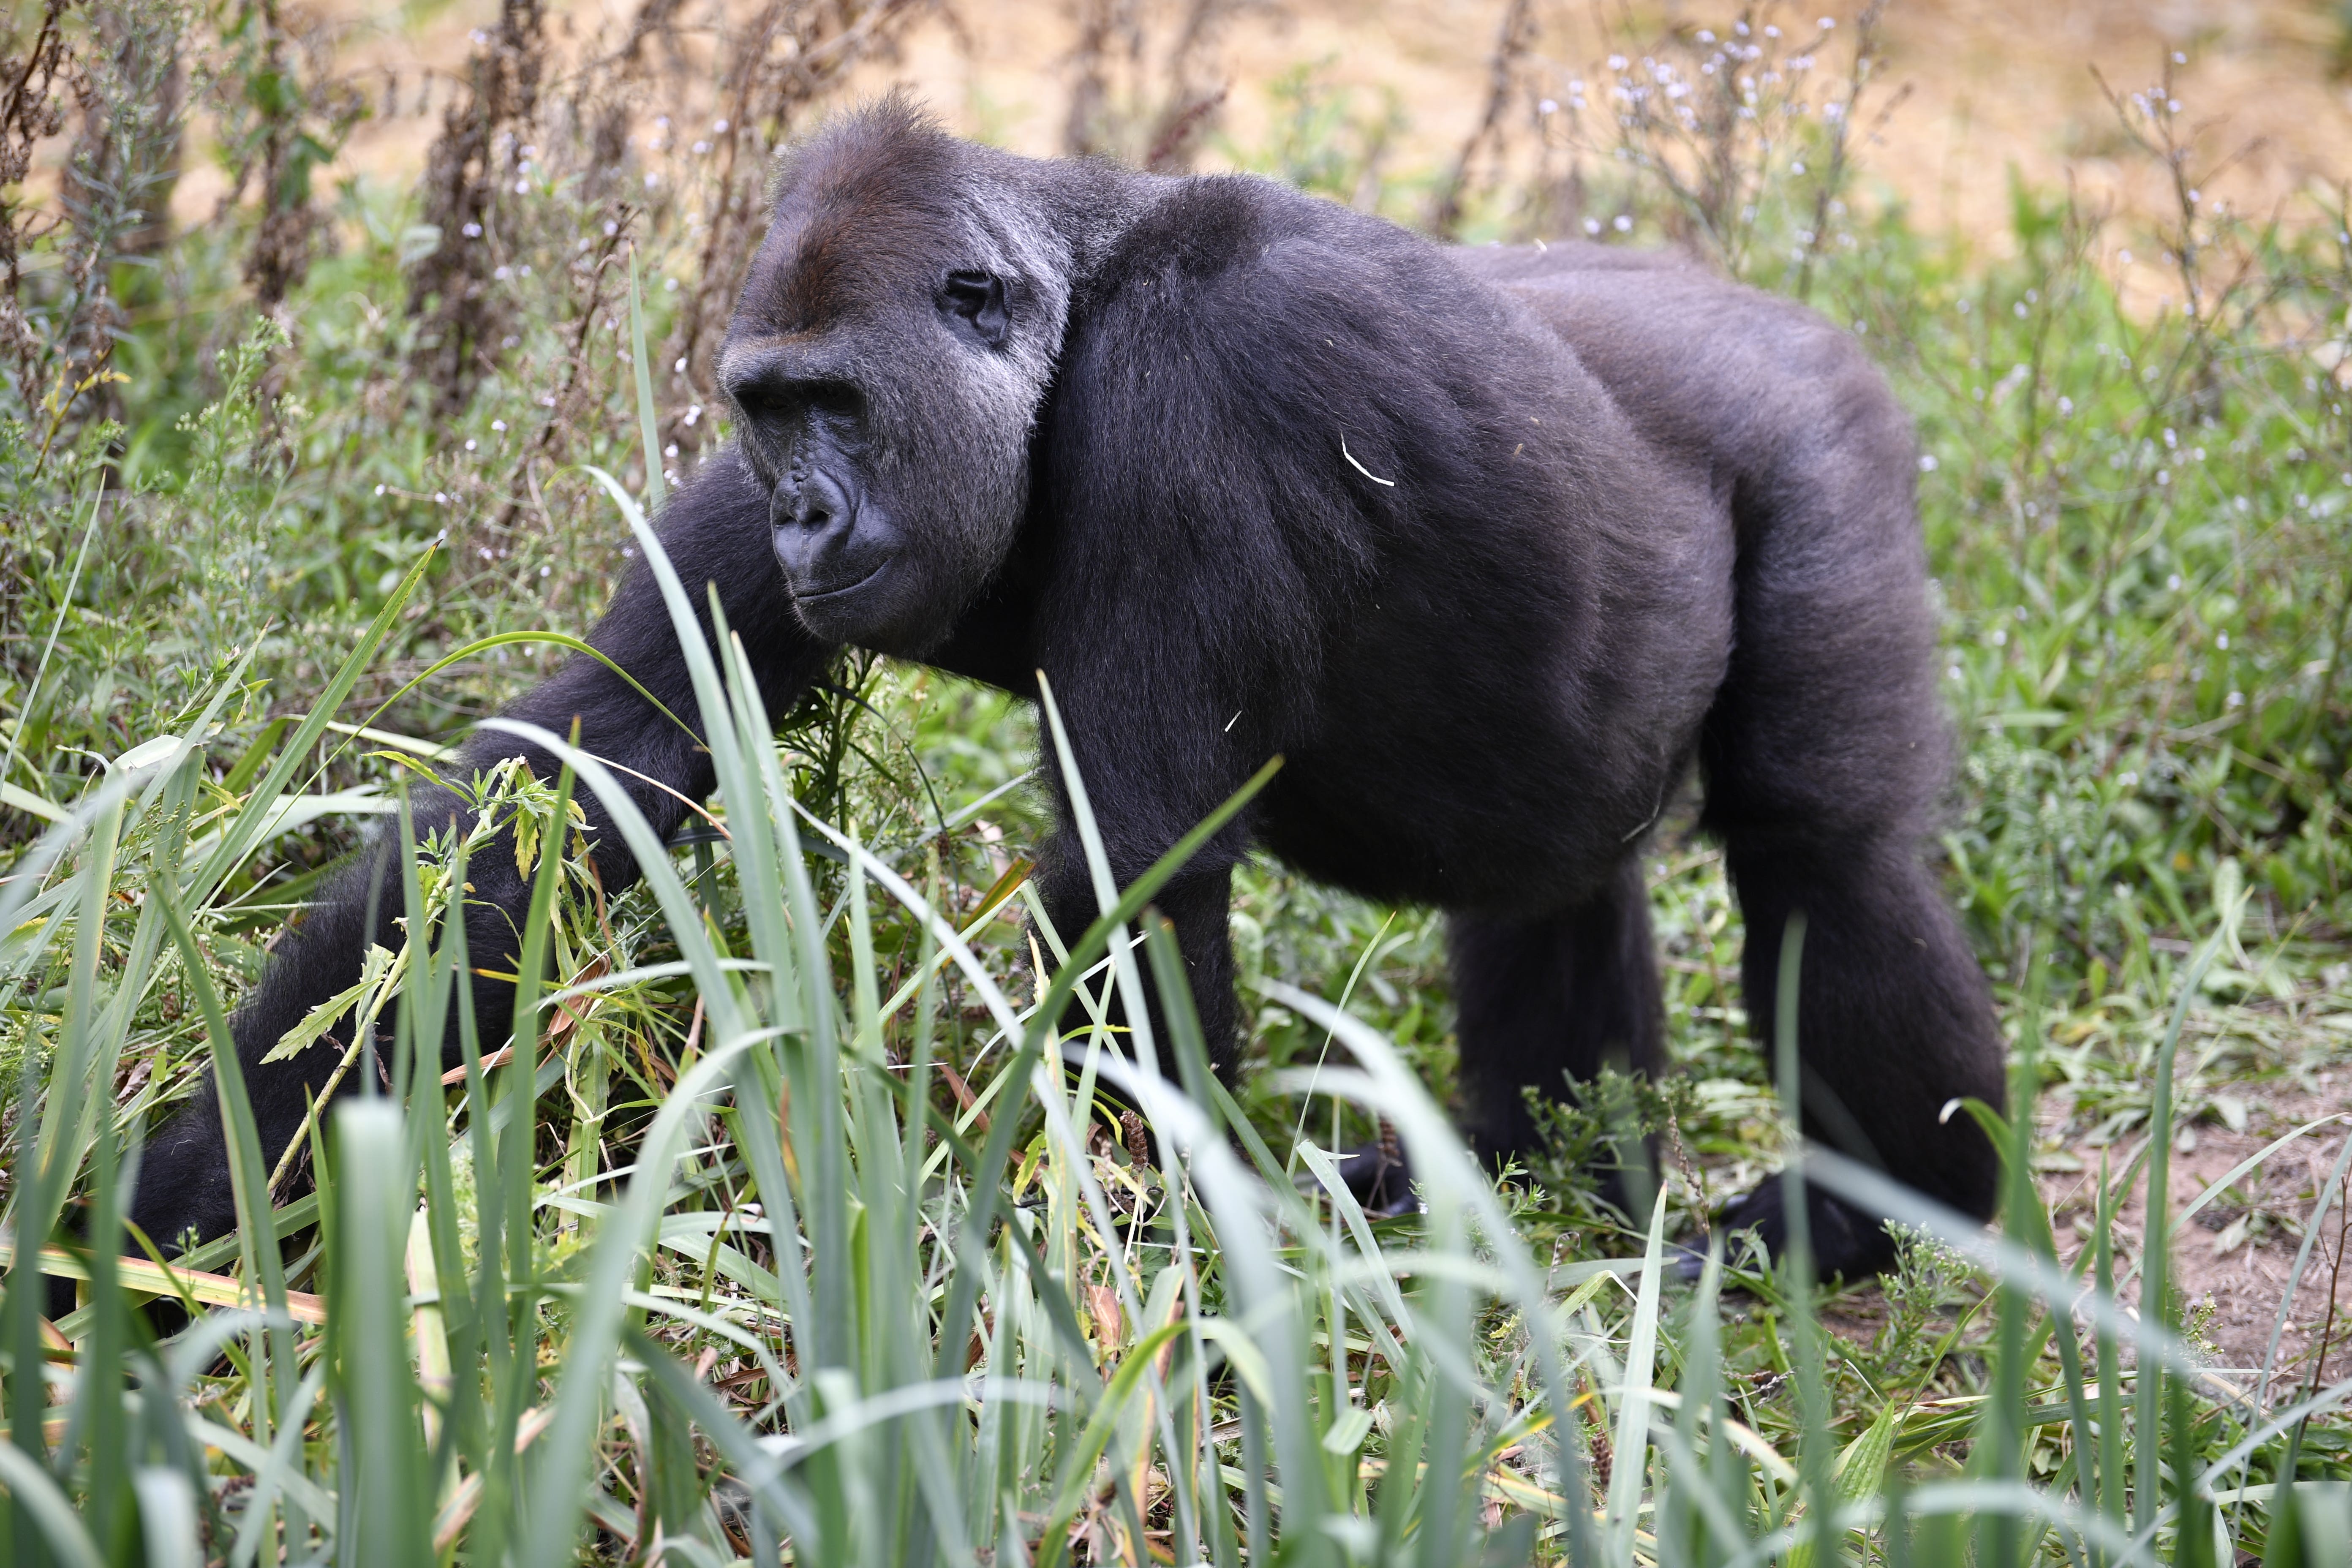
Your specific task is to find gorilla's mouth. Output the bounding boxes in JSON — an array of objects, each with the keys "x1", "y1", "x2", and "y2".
[{"x1": 792, "y1": 561, "x2": 890, "y2": 603}]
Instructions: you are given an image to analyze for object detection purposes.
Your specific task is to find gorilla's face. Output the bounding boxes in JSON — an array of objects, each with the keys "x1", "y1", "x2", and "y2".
[{"x1": 716, "y1": 113, "x2": 1066, "y2": 656}]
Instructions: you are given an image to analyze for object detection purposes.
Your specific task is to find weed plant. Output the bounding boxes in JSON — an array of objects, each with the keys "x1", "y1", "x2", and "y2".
[{"x1": 3, "y1": 3, "x2": 2352, "y2": 1564}]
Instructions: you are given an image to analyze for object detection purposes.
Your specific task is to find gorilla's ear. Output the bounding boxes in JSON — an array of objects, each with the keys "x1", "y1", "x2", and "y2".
[{"x1": 939, "y1": 270, "x2": 1009, "y2": 349}]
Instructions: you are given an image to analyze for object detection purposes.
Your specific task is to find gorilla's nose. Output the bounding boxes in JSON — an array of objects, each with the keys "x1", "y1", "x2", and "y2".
[
  {"x1": 772, "y1": 470, "x2": 876, "y2": 595},
  {"x1": 786, "y1": 467, "x2": 852, "y2": 536}
]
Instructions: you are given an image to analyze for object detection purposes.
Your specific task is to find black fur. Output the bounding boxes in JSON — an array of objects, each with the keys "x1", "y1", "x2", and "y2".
[{"x1": 128, "y1": 100, "x2": 2002, "y2": 1281}]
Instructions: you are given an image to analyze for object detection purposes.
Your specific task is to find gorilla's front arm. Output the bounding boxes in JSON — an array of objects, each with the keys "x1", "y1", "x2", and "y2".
[{"x1": 131, "y1": 452, "x2": 835, "y2": 1255}]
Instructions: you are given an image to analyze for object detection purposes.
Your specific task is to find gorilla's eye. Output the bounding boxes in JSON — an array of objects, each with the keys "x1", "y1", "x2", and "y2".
[
  {"x1": 729, "y1": 371, "x2": 862, "y2": 433},
  {"x1": 800, "y1": 381, "x2": 864, "y2": 422},
  {"x1": 939, "y1": 270, "x2": 1009, "y2": 350}
]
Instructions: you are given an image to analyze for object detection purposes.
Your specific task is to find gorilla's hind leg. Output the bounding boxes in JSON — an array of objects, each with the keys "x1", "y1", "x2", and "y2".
[
  {"x1": 1689, "y1": 362, "x2": 2006, "y2": 1278},
  {"x1": 1449, "y1": 856, "x2": 1666, "y2": 1210},
  {"x1": 1709, "y1": 838, "x2": 2004, "y2": 1277}
]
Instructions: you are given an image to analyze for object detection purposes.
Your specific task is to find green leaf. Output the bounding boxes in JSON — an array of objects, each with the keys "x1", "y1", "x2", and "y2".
[
  {"x1": 1322, "y1": 1407, "x2": 1374, "y2": 1457},
  {"x1": 1833, "y1": 1399, "x2": 1899, "y2": 1505},
  {"x1": 262, "y1": 942, "x2": 395, "y2": 1063},
  {"x1": 629, "y1": 252, "x2": 665, "y2": 516}
]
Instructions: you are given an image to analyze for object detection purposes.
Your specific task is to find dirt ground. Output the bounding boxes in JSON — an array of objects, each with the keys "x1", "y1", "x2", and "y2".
[
  {"x1": 280, "y1": 0, "x2": 2352, "y2": 270},
  {"x1": 2038, "y1": 1083, "x2": 2352, "y2": 1389},
  {"x1": 1802, "y1": 1087, "x2": 2352, "y2": 1409}
]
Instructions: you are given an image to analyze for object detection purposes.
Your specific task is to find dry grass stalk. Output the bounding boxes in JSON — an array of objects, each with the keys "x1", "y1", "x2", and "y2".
[
  {"x1": 238, "y1": 3, "x2": 321, "y2": 304},
  {"x1": 1063, "y1": 0, "x2": 1252, "y2": 172},
  {"x1": 659, "y1": 0, "x2": 932, "y2": 461},
  {"x1": 409, "y1": 0, "x2": 551, "y2": 416},
  {"x1": 0, "y1": 0, "x2": 84, "y2": 389},
  {"x1": 17, "y1": 0, "x2": 199, "y2": 448},
  {"x1": 1427, "y1": 0, "x2": 1535, "y2": 240}
]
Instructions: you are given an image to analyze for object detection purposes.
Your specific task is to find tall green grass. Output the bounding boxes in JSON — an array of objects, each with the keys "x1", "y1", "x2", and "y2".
[
  {"x1": 2, "y1": 433, "x2": 2348, "y2": 1561},
  {"x1": 3, "y1": 8, "x2": 2352, "y2": 1564}
]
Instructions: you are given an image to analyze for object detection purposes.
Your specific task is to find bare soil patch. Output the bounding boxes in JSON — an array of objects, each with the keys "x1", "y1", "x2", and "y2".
[{"x1": 2039, "y1": 1082, "x2": 2352, "y2": 1386}]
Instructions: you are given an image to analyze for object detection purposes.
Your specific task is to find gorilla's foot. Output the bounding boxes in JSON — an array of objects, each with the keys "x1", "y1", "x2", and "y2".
[
  {"x1": 1675, "y1": 1180, "x2": 1897, "y2": 1283},
  {"x1": 1303, "y1": 1140, "x2": 1419, "y2": 1219}
]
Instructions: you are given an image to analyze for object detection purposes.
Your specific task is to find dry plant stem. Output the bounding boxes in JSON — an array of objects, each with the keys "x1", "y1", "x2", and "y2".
[
  {"x1": 1142, "y1": 0, "x2": 1245, "y2": 171},
  {"x1": 0, "y1": 0, "x2": 81, "y2": 376},
  {"x1": 936, "y1": 1059, "x2": 987, "y2": 1133},
  {"x1": 1556, "y1": 4, "x2": 1879, "y2": 274},
  {"x1": 1057, "y1": 0, "x2": 1244, "y2": 163},
  {"x1": 1664, "y1": 1103, "x2": 1708, "y2": 1242},
  {"x1": 621, "y1": 0, "x2": 686, "y2": 68},
  {"x1": 411, "y1": 0, "x2": 550, "y2": 416},
  {"x1": 438, "y1": 1035, "x2": 561, "y2": 1086},
  {"x1": 491, "y1": 216, "x2": 630, "y2": 536},
  {"x1": 18, "y1": 0, "x2": 185, "y2": 440},
  {"x1": 1062, "y1": 0, "x2": 1123, "y2": 156},
  {"x1": 0, "y1": 0, "x2": 75, "y2": 174},
  {"x1": 266, "y1": 1034, "x2": 368, "y2": 1197},
  {"x1": 2092, "y1": 53, "x2": 2264, "y2": 331},
  {"x1": 1429, "y1": 0, "x2": 1534, "y2": 240},
  {"x1": 664, "y1": 0, "x2": 926, "y2": 450},
  {"x1": 1143, "y1": 81, "x2": 1226, "y2": 172},
  {"x1": 1792, "y1": 0, "x2": 1885, "y2": 301},
  {"x1": 1580, "y1": 1372, "x2": 1614, "y2": 1493},
  {"x1": 2083, "y1": 55, "x2": 2268, "y2": 612},
  {"x1": 2306, "y1": 1196, "x2": 2349, "y2": 1399},
  {"x1": 244, "y1": 0, "x2": 310, "y2": 305},
  {"x1": 2003, "y1": 178, "x2": 2091, "y2": 517}
]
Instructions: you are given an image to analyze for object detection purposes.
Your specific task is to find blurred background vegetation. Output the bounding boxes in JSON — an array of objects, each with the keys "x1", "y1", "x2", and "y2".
[{"x1": 3, "y1": 1, "x2": 2352, "y2": 1563}]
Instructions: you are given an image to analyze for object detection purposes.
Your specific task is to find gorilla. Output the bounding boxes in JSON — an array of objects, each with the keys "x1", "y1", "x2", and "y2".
[{"x1": 130, "y1": 97, "x2": 2002, "y2": 1282}]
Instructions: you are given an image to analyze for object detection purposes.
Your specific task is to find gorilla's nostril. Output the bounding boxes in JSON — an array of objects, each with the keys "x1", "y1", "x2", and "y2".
[{"x1": 787, "y1": 468, "x2": 852, "y2": 533}]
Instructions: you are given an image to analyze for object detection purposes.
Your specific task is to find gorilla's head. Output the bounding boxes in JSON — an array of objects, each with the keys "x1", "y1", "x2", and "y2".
[{"x1": 717, "y1": 99, "x2": 1074, "y2": 654}]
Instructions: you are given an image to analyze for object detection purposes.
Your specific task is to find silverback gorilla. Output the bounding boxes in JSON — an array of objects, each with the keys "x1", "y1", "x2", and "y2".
[{"x1": 131, "y1": 98, "x2": 2004, "y2": 1281}]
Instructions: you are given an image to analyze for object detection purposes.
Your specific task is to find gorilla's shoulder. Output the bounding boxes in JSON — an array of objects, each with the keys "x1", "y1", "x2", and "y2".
[{"x1": 1092, "y1": 176, "x2": 1415, "y2": 299}]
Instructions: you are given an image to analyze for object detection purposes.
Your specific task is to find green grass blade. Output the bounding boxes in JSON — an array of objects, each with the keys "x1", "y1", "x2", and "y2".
[
  {"x1": 1261, "y1": 980, "x2": 1601, "y2": 1567},
  {"x1": 75, "y1": 1116, "x2": 129, "y2": 1563},
  {"x1": 2137, "y1": 938, "x2": 2218, "y2": 1539},
  {"x1": 501, "y1": 751, "x2": 577, "y2": 1287},
  {"x1": 343, "y1": 630, "x2": 694, "y2": 751},
  {"x1": 0, "y1": 1441, "x2": 104, "y2": 1568},
  {"x1": 1605, "y1": 1186, "x2": 1670, "y2": 1559},
  {"x1": 189, "y1": 541, "x2": 440, "y2": 903},
  {"x1": 328, "y1": 1099, "x2": 430, "y2": 1567},
  {"x1": 132, "y1": 1467, "x2": 202, "y2": 1568},
  {"x1": 931, "y1": 751, "x2": 1282, "y2": 1384},
  {"x1": 2261, "y1": 1133, "x2": 2352, "y2": 1412},
  {"x1": 153, "y1": 884, "x2": 295, "y2": 1333},
  {"x1": 628, "y1": 251, "x2": 667, "y2": 517},
  {"x1": 0, "y1": 465, "x2": 105, "y2": 793}
]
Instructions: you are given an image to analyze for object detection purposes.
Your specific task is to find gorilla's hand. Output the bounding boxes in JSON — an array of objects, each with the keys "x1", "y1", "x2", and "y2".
[
  {"x1": 1303, "y1": 1140, "x2": 1418, "y2": 1220},
  {"x1": 1683, "y1": 1179, "x2": 1899, "y2": 1284}
]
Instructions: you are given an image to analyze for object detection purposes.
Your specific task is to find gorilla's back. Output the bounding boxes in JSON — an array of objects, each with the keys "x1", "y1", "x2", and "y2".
[{"x1": 1456, "y1": 241, "x2": 1914, "y2": 520}]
